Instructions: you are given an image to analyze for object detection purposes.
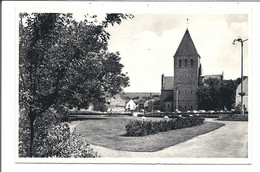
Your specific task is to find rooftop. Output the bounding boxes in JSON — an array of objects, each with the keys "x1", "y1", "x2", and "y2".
[{"x1": 174, "y1": 29, "x2": 200, "y2": 57}]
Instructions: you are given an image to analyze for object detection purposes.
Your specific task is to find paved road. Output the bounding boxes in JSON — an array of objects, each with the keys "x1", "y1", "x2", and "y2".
[{"x1": 89, "y1": 119, "x2": 248, "y2": 158}]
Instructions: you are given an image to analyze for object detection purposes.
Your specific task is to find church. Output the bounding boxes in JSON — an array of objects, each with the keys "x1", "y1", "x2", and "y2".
[{"x1": 160, "y1": 28, "x2": 223, "y2": 112}]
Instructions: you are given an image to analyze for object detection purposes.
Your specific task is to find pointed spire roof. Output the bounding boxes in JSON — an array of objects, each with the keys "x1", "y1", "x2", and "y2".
[{"x1": 174, "y1": 29, "x2": 200, "y2": 58}]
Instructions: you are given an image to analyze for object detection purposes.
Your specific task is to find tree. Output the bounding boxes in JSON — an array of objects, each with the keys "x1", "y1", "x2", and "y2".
[
  {"x1": 197, "y1": 78, "x2": 221, "y2": 110},
  {"x1": 217, "y1": 79, "x2": 238, "y2": 110},
  {"x1": 19, "y1": 13, "x2": 133, "y2": 157},
  {"x1": 197, "y1": 78, "x2": 241, "y2": 110}
]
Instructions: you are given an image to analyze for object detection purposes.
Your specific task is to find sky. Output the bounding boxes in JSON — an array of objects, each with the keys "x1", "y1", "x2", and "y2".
[
  {"x1": 105, "y1": 13, "x2": 249, "y2": 93},
  {"x1": 15, "y1": 3, "x2": 250, "y2": 93}
]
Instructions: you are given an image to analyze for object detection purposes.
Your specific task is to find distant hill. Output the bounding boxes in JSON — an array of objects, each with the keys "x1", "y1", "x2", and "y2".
[{"x1": 122, "y1": 92, "x2": 160, "y2": 99}]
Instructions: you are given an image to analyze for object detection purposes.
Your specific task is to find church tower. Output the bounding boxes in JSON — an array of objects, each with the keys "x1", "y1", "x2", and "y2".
[{"x1": 173, "y1": 29, "x2": 202, "y2": 111}]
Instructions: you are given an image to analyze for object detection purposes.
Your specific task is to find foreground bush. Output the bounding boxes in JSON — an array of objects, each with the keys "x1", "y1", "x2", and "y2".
[
  {"x1": 125, "y1": 116, "x2": 205, "y2": 137},
  {"x1": 19, "y1": 109, "x2": 98, "y2": 158},
  {"x1": 218, "y1": 114, "x2": 248, "y2": 121}
]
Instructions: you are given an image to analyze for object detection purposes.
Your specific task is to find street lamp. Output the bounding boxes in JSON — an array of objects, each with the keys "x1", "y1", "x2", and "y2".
[{"x1": 233, "y1": 36, "x2": 248, "y2": 115}]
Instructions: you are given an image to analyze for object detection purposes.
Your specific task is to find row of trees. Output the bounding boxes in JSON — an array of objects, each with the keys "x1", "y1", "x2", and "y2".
[
  {"x1": 197, "y1": 77, "x2": 246, "y2": 110},
  {"x1": 19, "y1": 13, "x2": 133, "y2": 157}
]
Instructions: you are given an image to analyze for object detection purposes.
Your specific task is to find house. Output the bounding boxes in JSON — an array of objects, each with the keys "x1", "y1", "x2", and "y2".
[
  {"x1": 105, "y1": 93, "x2": 161, "y2": 112},
  {"x1": 125, "y1": 99, "x2": 137, "y2": 111},
  {"x1": 144, "y1": 100, "x2": 149, "y2": 110},
  {"x1": 235, "y1": 77, "x2": 248, "y2": 112},
  {"x1": 106, "y1": 94, "x2": 128, "y2": 112},
  {"x1": 134, "y1": 98, "x2": 148, "y2": 111},
  {"x1": 147, "y1": 98, "x2": 161, "y2": 112},
  {"x1": 201, "y1": 73, "x2": 224, "y2": 82}
]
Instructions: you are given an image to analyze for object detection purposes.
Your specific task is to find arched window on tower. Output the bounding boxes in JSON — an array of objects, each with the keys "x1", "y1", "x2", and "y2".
[
  {"x1": 185, "y1": 59, "x2": 187, "y2": 67},
  {"x1": 191, "y1": 59, "x2": 194, "y2": 67},
  {"x1": 179, "y1": 59, "x2": 182, "y2": 68}
]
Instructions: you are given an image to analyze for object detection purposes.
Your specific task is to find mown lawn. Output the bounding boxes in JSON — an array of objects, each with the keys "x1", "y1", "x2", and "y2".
[{"x1": 74, "y1": 116, "x2": 225, "y2": 152}]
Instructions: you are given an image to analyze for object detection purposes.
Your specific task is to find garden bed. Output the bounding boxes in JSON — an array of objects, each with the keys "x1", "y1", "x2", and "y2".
[{"x1": 125, "y1": 116, "x2": 205, "y2": 136}]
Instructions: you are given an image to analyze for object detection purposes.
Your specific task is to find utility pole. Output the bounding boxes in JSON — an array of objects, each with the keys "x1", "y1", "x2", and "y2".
[{"x1": 233, "y1": 37, "x2": 248, "y2": 115}]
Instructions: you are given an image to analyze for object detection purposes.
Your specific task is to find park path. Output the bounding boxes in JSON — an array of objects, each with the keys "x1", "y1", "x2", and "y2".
[{"x1": 89, "y1": 119, "x2": 248, "y2": 158}]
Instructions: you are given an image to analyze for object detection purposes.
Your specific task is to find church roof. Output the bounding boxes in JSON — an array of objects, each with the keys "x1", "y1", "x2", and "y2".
[
  {"x1": 174, "y1": 29, "x2": 200, "y2": 57},
  {"x1": 162, "y1": 76, "x2": 174, "y2": 90},
  {"x1": 203, "y1": 74, "x2": 223, "y2": 81}
]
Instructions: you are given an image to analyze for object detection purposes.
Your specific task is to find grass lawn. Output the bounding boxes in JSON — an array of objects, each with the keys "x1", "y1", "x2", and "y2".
[{"x1": 74, "y1": 116, "x2": 225, "y2": 152}]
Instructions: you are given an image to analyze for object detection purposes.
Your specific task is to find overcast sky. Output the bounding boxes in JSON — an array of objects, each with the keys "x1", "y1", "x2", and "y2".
[
  {"x1": 105, "y1": 13, "x2": 249, "y2": 93},
  {"x1": 13, "y1": 1, "x2": 250, "y2": 93}
]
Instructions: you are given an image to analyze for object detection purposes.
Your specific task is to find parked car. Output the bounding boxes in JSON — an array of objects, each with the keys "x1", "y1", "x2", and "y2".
[
  {"x1": 140, "y1": 116, "x2": 147, "y2": 120},
  {"x1": 153, "y1": 110, "x2": 161, "y2": 113},
  {"x1": 198, "y1": 110, "x2": 206, "y2": 113},
  {"x1": 208, "y1": 110, "x2": 215, "y2": 113}
]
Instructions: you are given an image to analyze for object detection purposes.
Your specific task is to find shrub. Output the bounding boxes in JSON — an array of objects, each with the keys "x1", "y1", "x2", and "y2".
[
  {"x1": 19, "y1": 108, "x2": 98, "y2": 158},
  {"x1": 217, "y1": 114, "x2": 248, "y2": 121},
  {"x1": 68, "y1": 111, "x2": 132, "y2": 121},
  {"x1": 125, "y1": 116, "x2": 205, "y2": 137},
  {"x1": 33, "y1": 123, "x2": 98, "y2": 158},
  {"x1": 199, "y1": 113, "x2": 220, "y2": 118}
]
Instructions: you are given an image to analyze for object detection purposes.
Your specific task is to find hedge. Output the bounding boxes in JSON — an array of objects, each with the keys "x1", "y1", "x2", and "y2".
[
  {"x1": 69, "y1": 110, "x2": 132, "y2": 116},
  {"x1": 141, "y1": 112, "x2": 236, "y2": 118},
  {"x1": 218, "y1": 114, "x2": 248, "y2": 121},
  {"x1": 125, "y1": 116, "x2": 205, "y2": 137},
  {"x1": 68, "y1": 111, "x2": 132, "y2": 121}
]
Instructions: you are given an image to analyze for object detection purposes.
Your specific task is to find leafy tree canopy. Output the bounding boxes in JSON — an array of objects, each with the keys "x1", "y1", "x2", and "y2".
[
  {"x1": 19, "y1": 13, "x2": 133, "y2": 116},
  {"x1": 197, "y1": 77, "x2": 243, "y2": 110},
  {"x1": 19, "y1": 13, "x2": 133, "y2": 156}
]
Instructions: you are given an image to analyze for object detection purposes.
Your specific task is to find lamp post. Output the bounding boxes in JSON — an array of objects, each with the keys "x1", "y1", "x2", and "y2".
[{"x1": 233, "y1": 37, "x2": 248, "y2": 115}]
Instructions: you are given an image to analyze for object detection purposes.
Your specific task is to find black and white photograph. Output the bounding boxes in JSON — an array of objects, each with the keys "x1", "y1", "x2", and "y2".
[
  {"x1": 3, "y1": 1, "x2": 259, "y2": 168},
  {"x1": 17, "y1": 3, "x2": 250, "y2": 162}
]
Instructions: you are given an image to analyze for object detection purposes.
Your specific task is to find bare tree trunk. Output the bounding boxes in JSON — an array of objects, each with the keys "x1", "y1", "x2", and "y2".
[
  {"x1": 29, "y1": 118, "x2": 34, "y2": 157},
  {"x1": 29, "y1": 112, "x2": 36, "y2": 157}
]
